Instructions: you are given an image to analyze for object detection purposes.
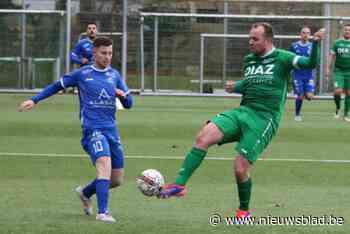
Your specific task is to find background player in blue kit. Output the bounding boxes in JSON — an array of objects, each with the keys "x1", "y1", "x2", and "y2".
[
  {"x1": 290, "y1": 26, "x2": 315, "y2": 121},
  {"x1": 70, "y1": 22, "x2": 97, "y2": 67},
  {"x1": 18, "y1": 37, "x2": 132, "y2": 223}
]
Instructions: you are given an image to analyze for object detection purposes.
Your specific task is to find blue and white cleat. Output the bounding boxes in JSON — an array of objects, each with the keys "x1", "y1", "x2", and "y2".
[
  {"x1": 96, "y1": 212, "x2": 116, "y2": 223},
  {"x1": 158, "y1": 183, "x2": 187, "y2": 199},
  {"x1": 75, "y1": 186, "x2": 93, "y2": 216}
]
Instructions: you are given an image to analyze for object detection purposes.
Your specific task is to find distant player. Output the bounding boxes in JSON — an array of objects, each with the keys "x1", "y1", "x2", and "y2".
[
  {"x1": 158, "y1": 23, "x2": 324, "y2": 220},
  {"x1": 18, "y1": 37, "x2": 133, "y2": 223},
  {"x1": 290, "y1": 26, "x2": 315, "y2": 121},
  {"x1": 326, "y1": 23, "x2": 350, "y2": 121},
  {"x1": 70, "y1": 22, "x2": 98, "y2": 67}
]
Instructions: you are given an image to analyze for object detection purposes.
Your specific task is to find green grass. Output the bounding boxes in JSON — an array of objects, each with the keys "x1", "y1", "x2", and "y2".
[{"x1": 0, "y1": 94, "x2": 349, "y2": 234}]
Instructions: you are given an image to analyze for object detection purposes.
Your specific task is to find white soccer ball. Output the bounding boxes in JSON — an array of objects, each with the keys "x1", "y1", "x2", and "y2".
[{"x1": 136, "y1": 169, "x2": 165, "y2": 197}]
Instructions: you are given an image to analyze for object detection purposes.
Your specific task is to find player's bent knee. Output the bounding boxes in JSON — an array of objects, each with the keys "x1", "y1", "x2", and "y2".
[{"x1": 194, "y1": 135, "x2": 210, "y2": 149}]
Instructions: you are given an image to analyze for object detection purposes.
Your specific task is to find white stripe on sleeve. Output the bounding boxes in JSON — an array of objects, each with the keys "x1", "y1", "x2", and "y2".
[
  {"x1": 293, "y1": 55, "x2": 301, "y2": 69},
  {"x1": 60, "y1": 79, "x2": 66, "y2": 89}
]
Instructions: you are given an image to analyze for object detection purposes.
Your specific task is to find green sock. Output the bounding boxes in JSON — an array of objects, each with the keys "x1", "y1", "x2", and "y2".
[
  {"x1": 345, "y1": 96, "x2": 350, "y2": 116},
  {"x1": 237, "y1": 178, "x2": 252, "y2": 211},
  {"x1": 175, "y1": 147, "x2": 207, "y2": 185}
]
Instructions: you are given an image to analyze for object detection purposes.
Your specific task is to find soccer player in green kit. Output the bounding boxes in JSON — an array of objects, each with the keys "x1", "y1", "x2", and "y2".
[
  {"x1": 158, "y1": 22, "x2": 325, "y2": 219},
  {"x1": 326, "y1": 24, "x2": 350, "y2": 121}
]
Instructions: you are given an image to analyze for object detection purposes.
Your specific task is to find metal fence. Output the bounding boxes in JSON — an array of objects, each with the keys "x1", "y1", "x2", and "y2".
[
  {"x1": 1, "y1": 0, "x2": 350, "y2": 95},
  {"x1": 0, "y1": 9, "x2": 65, "y2": 90},
  {"x1": 139, "y1": 10, "x2": 350, "y2": 95}
]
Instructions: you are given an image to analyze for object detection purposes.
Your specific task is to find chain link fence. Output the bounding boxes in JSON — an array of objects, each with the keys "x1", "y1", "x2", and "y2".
[{"x1": 1, "y1": 1, "x2": 350, "y2": 95}]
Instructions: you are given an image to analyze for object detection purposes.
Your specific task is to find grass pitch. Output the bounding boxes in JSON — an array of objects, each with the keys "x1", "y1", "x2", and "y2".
[{"x1": 0, "y1": 94, "x2": 349, "y2": 234}]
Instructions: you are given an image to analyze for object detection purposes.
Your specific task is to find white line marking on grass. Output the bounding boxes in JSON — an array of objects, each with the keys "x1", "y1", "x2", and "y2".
[{"x1": 0, "y1": 152, "x2": 350, "y2": 163}]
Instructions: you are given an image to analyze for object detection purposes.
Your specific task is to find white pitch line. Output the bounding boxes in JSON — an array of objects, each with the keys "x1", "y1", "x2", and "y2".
[{"x1": 0, "y1": 152, "x2": 350, "y2": 163}]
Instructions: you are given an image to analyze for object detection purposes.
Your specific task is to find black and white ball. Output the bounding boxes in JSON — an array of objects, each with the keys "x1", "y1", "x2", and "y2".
[{"x1": 136, "y1": 169, "x2": 165, "y2": 196}]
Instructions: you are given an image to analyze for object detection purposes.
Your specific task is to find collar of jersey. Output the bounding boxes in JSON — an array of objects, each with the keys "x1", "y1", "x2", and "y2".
[
  {"x1": 297, "y1": 40, "x2": 311, "y2": 47},
  {"x1": 260, "y1": 47, "x2": 275, "y2": 58},
  {"x1": 91, "y1": 65, "x2": 110, "y2": 72}
]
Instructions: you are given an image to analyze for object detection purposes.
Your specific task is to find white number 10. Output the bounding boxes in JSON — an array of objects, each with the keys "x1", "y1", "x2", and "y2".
[{"x1": 93, "y1": 141, "x2": 103, "y2": 153}]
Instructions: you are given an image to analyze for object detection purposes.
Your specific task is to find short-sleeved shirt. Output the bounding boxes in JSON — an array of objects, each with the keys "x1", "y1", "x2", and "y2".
[{"x1": 331, "y1": 39, "x2": 350, "y2": 71}]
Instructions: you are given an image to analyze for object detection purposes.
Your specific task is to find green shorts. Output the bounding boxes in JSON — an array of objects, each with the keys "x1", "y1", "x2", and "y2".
[
  {"x1": 334, "y1": 68, "x2": 350, "y2": 90},
  {"x1": 211, "y1": 106, "x2": 277, "y2": 163}
]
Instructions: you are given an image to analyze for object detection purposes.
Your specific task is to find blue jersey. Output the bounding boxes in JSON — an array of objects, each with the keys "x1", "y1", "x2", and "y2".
[
  {"x1": 70, "y1": 38, "x2": 94, "y2": 66},
  {"x1": 289, "y1": 41, "x2": 314, "y2": 79},
  {"x1": 31, "y1": 64, "x2": 133, "y2": 130}
]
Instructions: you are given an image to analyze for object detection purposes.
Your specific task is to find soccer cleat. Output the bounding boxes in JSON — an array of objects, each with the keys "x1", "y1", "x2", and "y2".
[
  {"x1": 235, "y1": 209, "x2": 252, "y2": 224},
  {"x1": 75, "y1": 186, "x2": 93, "y2": 216},
  {"x1": 344, "y1": 116, "x2": 350, "y2": 122},
  {"x1": 294, "y1": 115, "x2": 302, "y2": 122},
  {"x1": 96, "y1": 213, "x2": 116, "y2": 223},
  {"x1": 157, "y1": 183, "x2": 187, "y2": 199}
]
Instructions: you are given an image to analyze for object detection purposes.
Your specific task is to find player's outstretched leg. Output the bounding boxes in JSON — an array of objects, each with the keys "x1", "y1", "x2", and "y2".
[
  {"x1": 75, "y1": 186, "x2": 93, "y2": 216},
  {"x1": 158, "y1": 122, "x2": 222, "y2": 199},
  {"x1": 158, "y1": 147, "x2": 206, "y2": 199}
]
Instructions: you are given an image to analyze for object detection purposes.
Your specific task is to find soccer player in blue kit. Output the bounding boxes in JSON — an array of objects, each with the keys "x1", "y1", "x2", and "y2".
[
  {"x1": 18, "y1": 37, "x2": 132, "y2": 223},
  {"x1": 70, "y1": 22, "x2": 97, "y2": 67},
  {"x1": 290, "y1": 26, "x2": 315, "y2": 121}
]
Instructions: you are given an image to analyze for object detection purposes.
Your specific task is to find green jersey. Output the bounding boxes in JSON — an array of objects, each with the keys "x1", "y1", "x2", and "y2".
[
  {"x1": 331, "y1": 39, "x2": 350, "y2": 70},
  {"x1": 234, "y1": 42, "x2": 319, "y2": 124}
]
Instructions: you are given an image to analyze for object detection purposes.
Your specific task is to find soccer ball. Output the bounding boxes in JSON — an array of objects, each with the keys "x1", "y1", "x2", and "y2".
[{"x1": 136, "y1": 169, "x2": 165, "y2": 197}]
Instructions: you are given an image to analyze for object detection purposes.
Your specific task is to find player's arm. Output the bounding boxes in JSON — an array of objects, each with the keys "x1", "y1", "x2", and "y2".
[
  {"x1": 293, "y1": 28, "x2": 325, "y2": 69},
  {"x1": 326, "y1": 53, "x2": 336, "y2": 80},
  {"x1": 225, "y1": 80, "x2": 243, "y2": 94},
  {"x1": 116, "y1": 78, "x2": 133, "y2": 109},
  {"x1": 18, "y1": 81, "x2": 63, "y2": 112},
  {"x1": 18, "y1": 72, "x2": 78, "y2": 112},
  {"x1": 70, "y1": 42, "x2": 85, "y2": 66}
]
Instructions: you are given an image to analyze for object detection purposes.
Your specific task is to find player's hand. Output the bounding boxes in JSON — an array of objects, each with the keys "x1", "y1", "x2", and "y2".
[
  {"x1": 81, "y1": 58, "x2": 89, "y2": 65},
  {"x1": 18, "y1": 100, "x2": 35, "y2": 112},
  {"x1": 224, "y1": 80, "x2": 235, "y2": 93},
  {"x1": 313, "y1": 28, "x2": 325, "y2": 42},
  {"x1": 115, "y1": 89, "x2": 126, "y2": 99}
]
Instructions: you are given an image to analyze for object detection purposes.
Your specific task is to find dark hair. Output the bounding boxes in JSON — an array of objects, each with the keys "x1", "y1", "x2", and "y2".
[
  {"x1": 252, "y1": 22, "x2": 274, "y2": 40},
  {"x1": 344, "y1": 23, "x2": 350, "y2": 28},
  {"x1": 93, "y1": 37, "x2": 113, "y2": 47},
  {"x1": 86, "y1": 22, "x2": 97, "y2": 27}
]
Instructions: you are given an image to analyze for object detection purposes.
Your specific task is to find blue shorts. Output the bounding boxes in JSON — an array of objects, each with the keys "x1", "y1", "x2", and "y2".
[
  {"x1": 81, "y1": 128, "x2": 124, "y2": 169},
  {"x1": 293, "y1": 76, "x2": 315, "y2": 97}
]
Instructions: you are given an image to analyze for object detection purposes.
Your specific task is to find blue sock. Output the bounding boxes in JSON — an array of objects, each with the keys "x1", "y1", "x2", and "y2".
[
  {"x1": 295, "y1": 98, "x2": 303, "y2": 116},
  {"x1": 96, "y1": 179, "x2": 110, "y2": 214},
  {"x1": 82, "y1": 179, "x2": 97, "y2": 198}
]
